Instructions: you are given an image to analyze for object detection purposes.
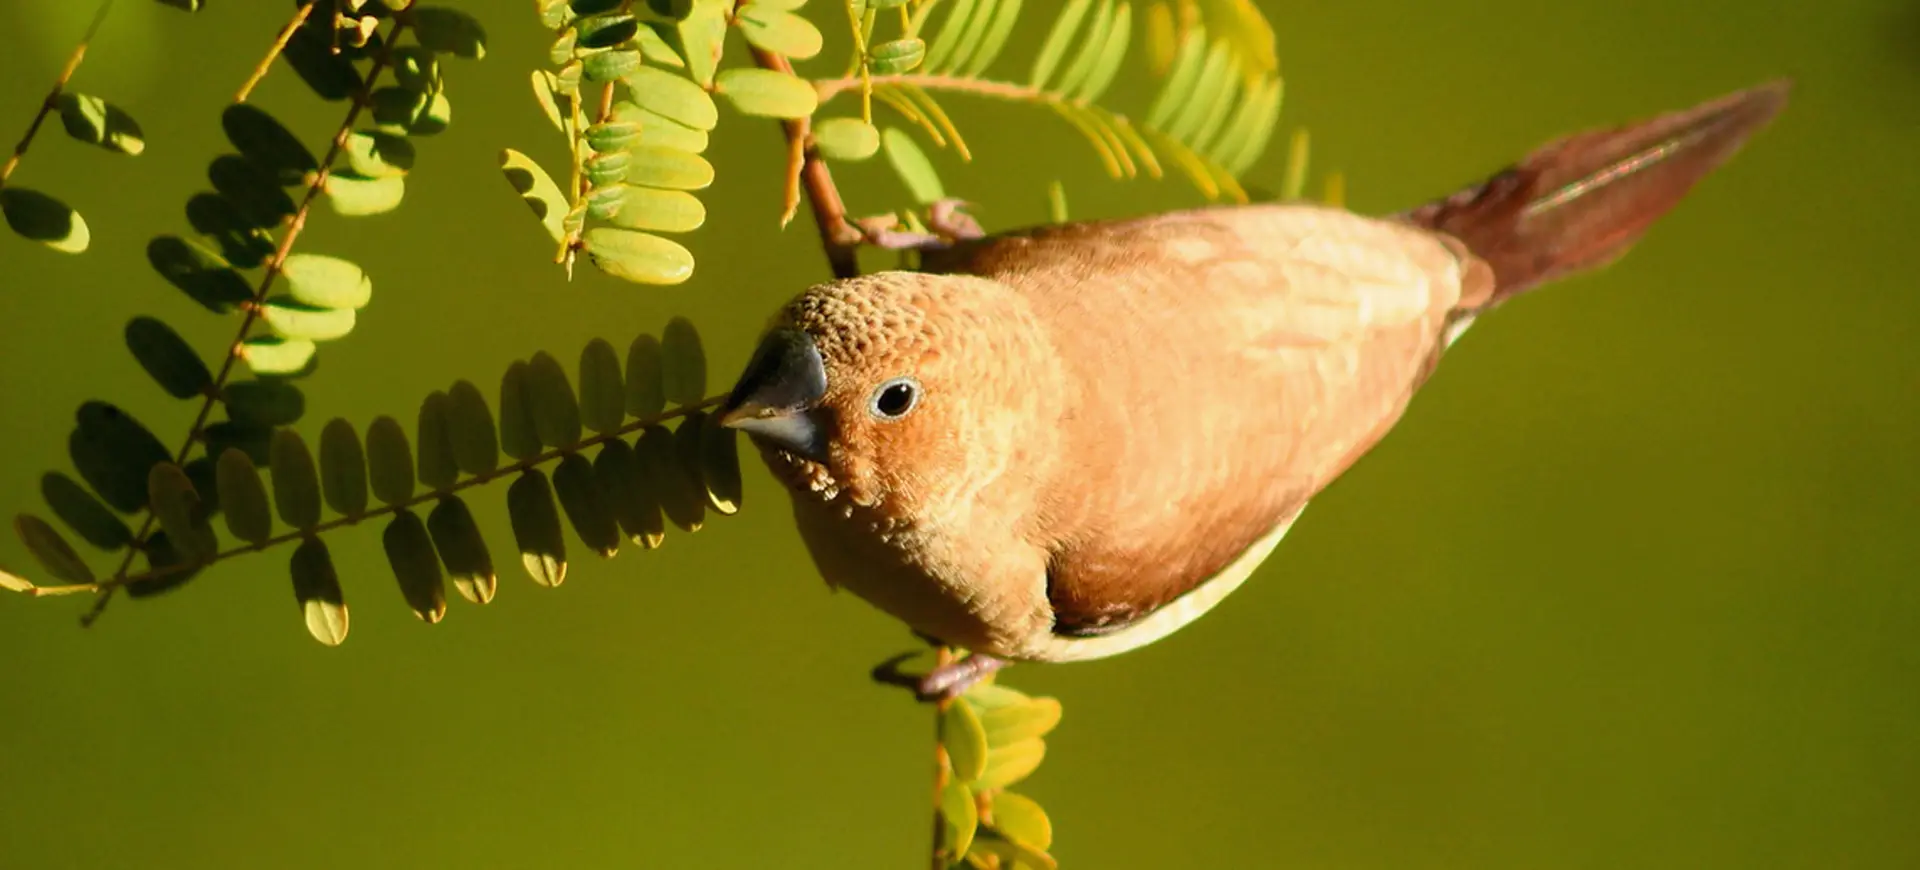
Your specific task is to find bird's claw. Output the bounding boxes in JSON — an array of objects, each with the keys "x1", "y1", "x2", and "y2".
[
  {"x1": 870, "y1": 649, "x2": 1009, "y2": 703},
  {"x1": 849, "y1": 199, "x2": 983, "y2": 252}
]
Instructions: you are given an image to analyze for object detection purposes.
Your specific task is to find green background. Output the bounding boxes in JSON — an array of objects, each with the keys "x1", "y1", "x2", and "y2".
[{"x1": 2, "y1": 1, "x2": 1914, "y2": 867}]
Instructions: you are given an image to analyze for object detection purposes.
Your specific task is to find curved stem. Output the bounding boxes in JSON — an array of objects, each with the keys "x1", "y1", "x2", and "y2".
[
  {"x1": 235, "y1": 1, "x2": 316, "y2": 103},
  {"x1": 83, "y1": 397, "x2": 724, "y2": 594},
  {"x1": 85, "y1": 19, "x2": 411, "y2": 626},
  {"x1": 1, "y1": 0, "x2": 116, "y2": 187},
  {"x1": 748, "y1": 49, "x2": 861, "y2": 279}
]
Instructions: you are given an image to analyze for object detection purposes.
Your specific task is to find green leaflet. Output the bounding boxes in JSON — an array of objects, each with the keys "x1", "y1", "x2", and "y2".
[
  {"x1": 57, "y1": 93, "x2": 145, "y2": 156},
  {"x1": 584, "y1": 228, "x2": 696, "y2": 285},
  {"x1": 625, "y1": 333, "x2": 667, "y2": 418},
  {"x1": 623, "y1": 66, "x2": 719, "y2": 131},
  {"x1": 147, "y1": 462, "x2": 217, "y2": 562},
  {"x1": 416, "y1": 391, "x2": 460, "y2": 491},
  {"x1": 383, "y1": 509, "x2": 447, "y2": 623},
  {"x1": 412, "y1": 6, "x2": 489, "y2": 59},
  {"x1": 1029, "y1": 0, "x2": 1093, "y2": 89},
  {"x1": 221, "y1": 104, "x2": 317, "y2": 185},
  {"x1": 319, "y1": 418, "x2": 369, "y2": 517},
  {"x1": 553, "y1": 452, "x2": 621, "y2": 558},
  {"x1": 290, "y1": 537, "x2": 349, "y2": 646},
  {"x1": 446, "y1": 380, "x2": 500, "y2": 476},
  {"x1": 881, "y1": 127, "x2": 945, "y2": 204},
  {"x1": 125, "y1": 317, "x2": 211, "y2": 400},
  {"x1": 280, "y1": 254, "x2": 373, "y2": 309},
  {"x1": 216, "y1": 448, "x2": 273, "y2": 546},
  {"x1": 428, "y1": 496, "x2": 496, "y2": 605},
  {"x1": 525, "y1": 351, "x2": 585, "y2": 449},
  {"x1": 713, "y1": 68, "x2": 819, "y2": 119},
  {"x1": 659, "y1": 316, "x2": 706, "y2": 406},
  {"x1": 365, "y1": 415, "x2": 415, "y2": 506},
  {"x1": 1, "y1": 188, "x2": 90, "y2": 253},
  {"x1": 578, "y1": 338, "x2": 627, "y2": 434},
  {"x1": 14, "y1": 513, "x2": 94, "y2": 584},
  {"x1": 39, "y1": 472, "x2": 131, "y2": 552},
  {"x1": 943, "y1": 698, "x2": 990, "y2": 782},
  {"x1": 270, "y1": 428, "x2": 323, "y2": 530},
  {"x1": 69, "y1": 401, "x2": 171, "y2": 514},
  {"x1": 813, "y1": 117, "x2": 882, "y2": 161},
  {"x1": 501, "y1": 149, "x2": 569, "y2": 244},
  {"x1": 508, "y1": 469, "x2": 568, "y2": 587},
  {"x1": 324, "y1": 173, "x2": 406, "y2": 217}
]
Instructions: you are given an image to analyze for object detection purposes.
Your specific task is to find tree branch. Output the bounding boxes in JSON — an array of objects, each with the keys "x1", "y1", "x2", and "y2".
[
  {"x1": 0, "y1": 0, "x2": 116, "y2": 187},
  {"x1": 748, "y1": 48, "x2": 861, "y2": 280}
]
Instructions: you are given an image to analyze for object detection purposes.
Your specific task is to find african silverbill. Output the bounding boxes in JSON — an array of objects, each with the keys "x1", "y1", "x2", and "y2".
[{"x1": 719, "y1": 81, "x2": 1790, "y2": 698}]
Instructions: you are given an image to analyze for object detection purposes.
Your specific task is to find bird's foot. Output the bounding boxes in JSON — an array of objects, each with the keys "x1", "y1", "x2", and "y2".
[
  {"x1": 850, "y1": 199, "x2": 983, "y2": 252},
  {"x1": 870, "y1": 648, "x2": 1009, "y2": 703}
]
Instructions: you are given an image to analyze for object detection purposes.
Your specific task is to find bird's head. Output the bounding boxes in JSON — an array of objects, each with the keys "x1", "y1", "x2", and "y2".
[{"x1": 717, "y1": 272, "x2": 1063, "y2": 520}]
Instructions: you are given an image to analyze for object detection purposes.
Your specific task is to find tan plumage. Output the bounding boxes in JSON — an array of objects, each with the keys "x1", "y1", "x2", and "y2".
[{"x1": 720, "y1": 82, "x2": 1789, "y2": 690}]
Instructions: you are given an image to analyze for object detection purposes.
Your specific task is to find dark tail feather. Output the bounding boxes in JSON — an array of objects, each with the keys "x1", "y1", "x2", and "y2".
[{"x1": 1399, "y1": 79, "x2": 1791, "y2": 307}]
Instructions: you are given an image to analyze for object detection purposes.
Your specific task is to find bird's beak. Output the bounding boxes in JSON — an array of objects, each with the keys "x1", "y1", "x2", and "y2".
[{"x1": 718, "y1": 327, "x2": 832, "y2": 464}]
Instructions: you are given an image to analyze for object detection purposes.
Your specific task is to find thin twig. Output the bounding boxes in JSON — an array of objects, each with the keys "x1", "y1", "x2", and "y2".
[
  {"x1": 1, "y1": 0, "x2": 116, "y2": 187},
  {"x1": 930, "y1": 644, "x2": 955, "y2": 870},
  {"x1": 235, "y1": 1, "x2": 317, "y2": 103},
  {"x1": 84, "y1": 20, "x2": 412, "y2": 627},
  {"x1": 815, "y1": 72, "x2": 1044, "y2": 104},
  {"x1": 748, "y1": 48, "x2": 861, "y2": 279},
  {"x1": 79, "y1": 398, "x2": 722, "y2": 594}
]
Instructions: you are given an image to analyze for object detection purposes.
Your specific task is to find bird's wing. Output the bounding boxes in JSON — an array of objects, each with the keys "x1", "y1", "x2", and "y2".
[{"x1": 928, "y1": 203, "x2": 1484, "y2": 641}]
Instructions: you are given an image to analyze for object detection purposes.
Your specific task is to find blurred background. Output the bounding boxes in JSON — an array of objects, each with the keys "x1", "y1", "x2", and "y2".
[{"x1": 1, "y1": 0, "x2": 1914, "y2": 867}]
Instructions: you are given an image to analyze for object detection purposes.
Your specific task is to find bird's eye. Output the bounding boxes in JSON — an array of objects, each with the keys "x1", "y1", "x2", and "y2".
[{"x1": 868, "y1": 377, "x2": 921, "y2": 420}]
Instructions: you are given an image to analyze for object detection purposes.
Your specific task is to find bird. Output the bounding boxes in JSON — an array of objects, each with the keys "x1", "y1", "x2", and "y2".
[{"x1": 717, "y1": 81, "x2": 1790, "y2": 700}]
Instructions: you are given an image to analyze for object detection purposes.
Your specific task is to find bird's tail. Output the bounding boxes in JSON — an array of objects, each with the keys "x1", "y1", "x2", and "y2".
[{"x1": 1399, "y1": 80, "x2": 1790, "y2": 308}]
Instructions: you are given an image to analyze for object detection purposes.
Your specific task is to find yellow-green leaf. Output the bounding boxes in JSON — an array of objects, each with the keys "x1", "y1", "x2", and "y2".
[
  {"x1": 365, "y1": 415, "x2": 415, "y2": 506},
  {"x1": 585, "y1": 121, "x2": 643, "y2": 153},
  {"x1": 610, "y1": 102, "x2": 709, "y2": 152},
  {"x1": 216, "y1": 448, "x2": 272, "y2": 546},
  {"x1": 943, "y1": 697, "x2": 990, "y2": 782},
  {"x1": 281, "y1": 253, "x2": 372, "y2": 309},
  {"x1": 713, "y1": 68, "x2": 818, "y2": 119},
  {"x1": 584, "y1": 227, "x2": 695, "y2": 285},
  {"x1": 224, "y1": 380, "x2": 306, "y2": 428},
  {"x1": 383, "y1": 509, "x2": 446, "y2": 623},
  {"x1": 606, "y1": 187, "x2": 707, "y2": 233},
  {"x1": 1029, "y1": 0, "x2": 1093, "y2": 89},
  {"x1": 319, "y1": 418, "x2": 368, "y2": 516},
  {"x1": 261, "y1": 297, "x2": 355, "y2": 342},
  {"x1": 583, "y1": 46, "x2": 642, "y2": 82},
  {"x1": 975, "y1": 738, "x2": 1046, "y2": 790},
  {"x1": 270, "y1": 428, "x2": 323, "y2": 529},
  {"x1": 14, "y1": 514, "x2": 94, "y2": 584},
  {"x1": 869, "y1": 38, "x2": 925, "y2": 74},
  {"x1": 976, "y1": 696, "x2": 1063, "y2": 746},
  {"x1": 1, "y1": 188, "x2": 89, "y2": 253},
  {"x1": 240, "y1": 337, "x2": 318, "y2": 377},
  {"x1": 412, "y1": 6, "x2": 488, "y2": 59},
  {"x1": 623, "y1": 145, "x2": 714, "y2": 190},
  {"x1": 508, "y1": 470, "x2": 568, "y2": 587},
  {"x1": 500, "y1": 149, "x2": 569, "y2": 245},
  {"x1": 882, "y1": 127, "x2": 944, "y2": 204},
  {"x1": 623, "y1": 65, "x2": 718, "y2": 130},
  {"x1": 324, "y1": 173, "x2": 405, "y2": 216},
  {"x1": 291, "y1": 537, "x2": 349, "y2": 646},
  {"x1": 813, "y1": 117, "x2": 881, "y2": 161},
  {"x1": 737, "y1": 7, "x2": 823, "y2": 59},
  {"x1": 344, "y1": 130, "x2": 414, "y2": 178},
  {"x1": 990, "y1": 792, "x2": 1053, "y2": 850},
  {"x1": 939, "y1": 780, "x2": 979, "y2": 860}
]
